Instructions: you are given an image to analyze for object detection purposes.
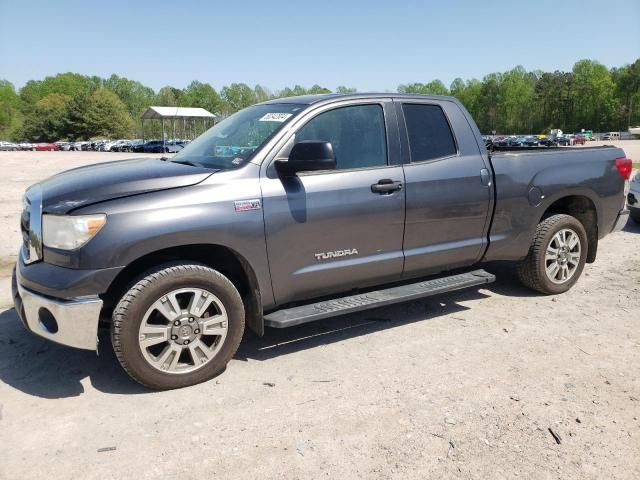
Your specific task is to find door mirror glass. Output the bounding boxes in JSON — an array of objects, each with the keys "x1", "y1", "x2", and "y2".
[{"x1": 274, "y1": 141, "x2": 336, "y2": 176}]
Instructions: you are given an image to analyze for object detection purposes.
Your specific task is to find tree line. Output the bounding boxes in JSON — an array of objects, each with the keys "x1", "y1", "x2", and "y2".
[{"x1": 0, "y1": 58, "x2": 638, "y2": 142}]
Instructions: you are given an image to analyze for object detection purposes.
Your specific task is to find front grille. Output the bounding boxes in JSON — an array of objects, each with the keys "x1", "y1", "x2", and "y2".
[{"x1": 21, "y1": 186, "x2": 43, "y2": 264}]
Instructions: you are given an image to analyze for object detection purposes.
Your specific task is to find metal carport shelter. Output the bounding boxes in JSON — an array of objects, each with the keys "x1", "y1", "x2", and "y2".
[{"x1": 140, "y1": 106, "x2": 216, "y2": 145}]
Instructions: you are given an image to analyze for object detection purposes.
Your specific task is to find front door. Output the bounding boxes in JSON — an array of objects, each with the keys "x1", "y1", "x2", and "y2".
[{"x1": 261, "y1": 101, "x2": 406, "y2": 305}]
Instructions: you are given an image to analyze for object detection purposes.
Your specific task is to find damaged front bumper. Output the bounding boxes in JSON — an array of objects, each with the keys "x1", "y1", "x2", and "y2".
[{"x1": 12, "y1": 266, "x2": 103, "y2": 351}]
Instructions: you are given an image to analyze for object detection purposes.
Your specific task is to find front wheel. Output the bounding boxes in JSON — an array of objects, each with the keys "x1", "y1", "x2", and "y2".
[
  {"x1": 111, "y1": 262, "x2": 245, "y2": 390},
  {"x1": 517, "y1": 214, "x2": 588, "y2": 294}
]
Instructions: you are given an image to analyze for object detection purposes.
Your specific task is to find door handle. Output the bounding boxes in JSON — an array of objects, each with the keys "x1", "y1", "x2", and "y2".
[
  {"x1": 480, "y1": 168, "x2": 492, "y2": 187},
  {"x1": 371, "y1": 179, "x2": 403, "y2": 194}
]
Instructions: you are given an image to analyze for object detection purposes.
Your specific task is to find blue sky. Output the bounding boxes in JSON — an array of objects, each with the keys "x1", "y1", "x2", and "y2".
[{"x1": 1, "y1": 0, "x2": 638, "y2": 92}]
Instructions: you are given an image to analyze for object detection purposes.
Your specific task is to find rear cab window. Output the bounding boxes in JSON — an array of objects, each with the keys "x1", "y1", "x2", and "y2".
[{"x1": 401, "y1": 104, "x2": 457, "y2": 162}]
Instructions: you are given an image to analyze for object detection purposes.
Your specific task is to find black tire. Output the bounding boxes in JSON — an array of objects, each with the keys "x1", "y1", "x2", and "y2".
[
  {"x1": 517, "y1": 214, "x2": 588, "y2": 295},
  {"x1": 111, "y1": 262, "x2": 245, "y2": 390},
  {"x1": 631, "y1": 212, "x2": 640, "y2": 225}
]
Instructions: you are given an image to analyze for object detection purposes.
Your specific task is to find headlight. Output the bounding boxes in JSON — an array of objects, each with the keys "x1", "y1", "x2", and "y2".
[
  {"x1": 633, "y1": 171, "x2": 640, "y2": 183},
  {"x1": 42, "y1": 214, "x2": 106, "y2": 250}
]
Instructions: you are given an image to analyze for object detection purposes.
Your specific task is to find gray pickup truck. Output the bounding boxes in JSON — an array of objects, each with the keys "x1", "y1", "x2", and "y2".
[{"x1": 12, "y1": 94, "x2": 632, "y2": 389}]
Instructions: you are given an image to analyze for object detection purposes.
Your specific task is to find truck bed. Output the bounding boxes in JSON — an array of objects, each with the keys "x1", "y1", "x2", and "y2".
[{"x1": 483, "y1": 144, "x2": 626, "y2": 263}]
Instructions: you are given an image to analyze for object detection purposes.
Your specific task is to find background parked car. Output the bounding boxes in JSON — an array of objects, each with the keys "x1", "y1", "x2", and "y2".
[
  {"x1": 164, "y1": 140, "x2": 185, "y2": 153},
  {"x1": 131, "y1": 140, "x2": 150, "y2": 153},
  {"x1": 90, "y1": 140, "x2": 108, "y2": 151},
  {"x1": 113, "y1": 139, "x2": 143, "y2": 152},
  {"x1": 111, "y1": 139, "x2": 131, "y2": 152},
  {"x1": 98, "y1": 140, "x2": 115, "y2": 151},
  {"x1": 123, "y1": 139, "x2": 144, "y2": 152},
  {"x1": 94, "y1": 140, "x2": 109, "y2": 151},
  {"x1": 0, "y1": 141, "x2": 17, "y2": 151},
  {"x1": 143, "y1": 140, "x2": 164, "y2": 153},
  {"x1": 70, "y1": 141, "x2": 88, "y2": 151},
  {"x1": 32, "y1": 143, "x2": 59, "y2": 151},
  {"x1": 628, "y1": 171, "x2": 640, "y2": 224},
  {"x1": 602, "y1": 132, "x2": 621, "y2": 140},
  {"x1": 110, "y1": 140, "x2": 126, "y2": 152},
  {"x1": 580, "y1": 130, "x2": 595, "y2": 141},
  {"x1": 508, "y1": 136, "x2": 526, "y2": 147},
  {"x1": 56, "y1": 141, "x2": 78, "y2": 151},
  {"x1": 142, "y1": 139, "x2": 181, "y2": 153},
  {"x1": 104, "y1": 139, "x2": 128, "y2": 151}
]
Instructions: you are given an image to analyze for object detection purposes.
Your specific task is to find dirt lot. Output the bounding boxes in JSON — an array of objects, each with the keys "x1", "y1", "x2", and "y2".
[{"x1": 0, "y1": 148, "x2": 639, "y2": 479}]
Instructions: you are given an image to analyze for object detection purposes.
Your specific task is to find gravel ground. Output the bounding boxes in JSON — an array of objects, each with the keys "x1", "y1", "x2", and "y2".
[{"x1": 0, "y1": 148, "x2": 638, "y2": 479}]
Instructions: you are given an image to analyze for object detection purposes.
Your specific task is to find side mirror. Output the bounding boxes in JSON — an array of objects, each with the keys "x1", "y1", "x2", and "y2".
[{"x1": 274, "y1": 141, "x2": 336, "y2": 176}]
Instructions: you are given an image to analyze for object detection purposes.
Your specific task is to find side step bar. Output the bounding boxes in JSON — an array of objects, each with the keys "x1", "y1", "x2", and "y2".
[{"x1": 264, "y1": 269, "x2": 495, "y2": 328}]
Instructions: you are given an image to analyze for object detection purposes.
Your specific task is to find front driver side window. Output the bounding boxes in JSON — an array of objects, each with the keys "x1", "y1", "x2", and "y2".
[{"x1": 295, "y1": 104, "x2": 387, "y2": 170}]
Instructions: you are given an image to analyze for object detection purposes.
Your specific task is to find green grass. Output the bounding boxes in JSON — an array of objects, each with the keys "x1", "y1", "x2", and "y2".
[{"x1": 634, "y1": 162, "x2": 640, "y2": 170}]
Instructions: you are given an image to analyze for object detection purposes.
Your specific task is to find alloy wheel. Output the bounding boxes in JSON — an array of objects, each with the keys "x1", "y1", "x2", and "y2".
[
  {"x1": 138, "y1": 287, "x2": 229, "y2": 374},
  {"x1": 544, "y1": 228, "x2": 581, "y2": 284}
]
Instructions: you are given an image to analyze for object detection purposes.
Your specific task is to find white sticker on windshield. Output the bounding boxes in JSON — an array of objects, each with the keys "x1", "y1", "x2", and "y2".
[{"x1": 259, "y1": 113, "x2": 293, "y2": 122}]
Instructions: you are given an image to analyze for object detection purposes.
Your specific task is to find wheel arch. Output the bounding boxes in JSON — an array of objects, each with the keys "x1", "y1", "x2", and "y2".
[
  {"x1": 102, "y1": 244, "x2": 264, "y2": 335},
  {"x1": 538, "y1": 194, "x2": 598, "y2": 263}
]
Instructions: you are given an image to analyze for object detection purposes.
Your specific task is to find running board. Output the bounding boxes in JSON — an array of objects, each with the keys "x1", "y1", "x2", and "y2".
[{"x1": 264, "y1": 269, "x2": 495, "y2": 328}]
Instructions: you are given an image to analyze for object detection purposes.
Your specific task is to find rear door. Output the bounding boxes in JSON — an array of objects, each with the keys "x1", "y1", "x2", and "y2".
[
  {"x1": 261, "y1": 100, "x2": 406, "y2": 305},
  {"x1": 397, "y1": 100, "x2": 493, "y2": 277}
]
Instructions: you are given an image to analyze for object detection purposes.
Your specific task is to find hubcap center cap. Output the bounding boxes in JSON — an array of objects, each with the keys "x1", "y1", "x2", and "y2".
[
  {"x1": 170, "y1": 315, "x2": 202, "y2": 344},
  {"x1": 558, "y1": 246, "x2": 570, "y2": 263}
]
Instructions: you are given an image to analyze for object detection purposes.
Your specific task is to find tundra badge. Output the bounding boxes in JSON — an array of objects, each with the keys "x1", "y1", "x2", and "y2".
[{"x1": 314, "y1": 249, "x2": 359, "y2": 261}]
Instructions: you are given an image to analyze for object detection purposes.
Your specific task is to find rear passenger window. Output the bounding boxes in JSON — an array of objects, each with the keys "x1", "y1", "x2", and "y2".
[
  {"x1": 295, "y1": 104, "x2": 387, "y2": 170},
  {"x1": 402, "y1": 104, "x2": 457, "y2": 162}
]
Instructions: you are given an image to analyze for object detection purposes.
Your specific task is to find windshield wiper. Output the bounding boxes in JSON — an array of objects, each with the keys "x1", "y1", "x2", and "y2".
[{"x1": 171, "y1": 159, "x2": 206, "y2": 168}]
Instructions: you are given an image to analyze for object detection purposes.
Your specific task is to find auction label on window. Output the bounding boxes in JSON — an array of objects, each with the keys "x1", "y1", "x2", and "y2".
[{"x1": 259, "y1": 113, "x2": 293, "y2": 122}]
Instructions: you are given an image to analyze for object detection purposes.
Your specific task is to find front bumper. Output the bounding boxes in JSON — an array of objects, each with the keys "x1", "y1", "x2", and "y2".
[
  {"x1": 12, "y1": 266, "x2": 103, "y2": 350},
  {"x1": 611, "y1": 208, "x2": 630, "y2": 233}
]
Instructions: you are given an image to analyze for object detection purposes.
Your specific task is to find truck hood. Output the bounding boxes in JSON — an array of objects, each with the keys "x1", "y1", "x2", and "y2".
[{"x1": 37, "y1": 158, "x2": 214, "y2": 214}]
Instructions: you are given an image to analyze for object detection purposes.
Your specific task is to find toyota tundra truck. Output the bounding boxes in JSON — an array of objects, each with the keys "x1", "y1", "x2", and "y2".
[{"x1": 11, "y1": 94, "x2": 632, "y2": 390}]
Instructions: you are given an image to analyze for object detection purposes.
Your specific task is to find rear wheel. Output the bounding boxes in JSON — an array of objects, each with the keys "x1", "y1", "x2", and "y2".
[
  {"x1": 517, "y1": 214, "x2": 587, "y2": 294},
  {"x1": 111, "y1": 262, "x2": 245, "y2": 390}
]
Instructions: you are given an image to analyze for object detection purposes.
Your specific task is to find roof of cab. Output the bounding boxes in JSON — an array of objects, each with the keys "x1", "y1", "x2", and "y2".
[{"x1": 258, "y1": 93, "x2": 459, "y2": 106}]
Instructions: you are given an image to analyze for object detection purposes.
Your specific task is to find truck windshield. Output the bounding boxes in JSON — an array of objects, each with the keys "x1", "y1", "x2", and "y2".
[{"x1": 172, "y1": 104, "x2": 304, "y2": 170}]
